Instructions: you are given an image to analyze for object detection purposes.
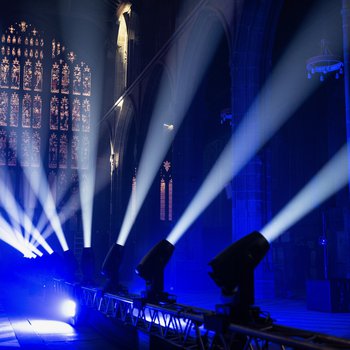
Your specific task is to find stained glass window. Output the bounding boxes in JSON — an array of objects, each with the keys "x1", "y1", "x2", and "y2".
[
  {"x1": 34, "y1": 61, "x2": 43, "y2": 91},
  {"x1": 48, "y1": 170, "x2": 57, "y2": 204},
  {"x1": 0, "y1": 20, "x2": 93, "y2": 181},
  {"x1": 0, "y1": 129, "x2": 6, "y2": 165},
  {"x1": 81, "y1": 134, "x2": 89, "y2": 169},
  {"x1": 160, "y1": 160, "x2": 173, "y2": 221},
  {"x1": 21, "y1": 93, "x2": 31, "y2": 128},
  {"x1": 168, "y1": 178, "x2": 173, "y2": 221},
  {"x1": 71, "y1": 134, "x2": 79, "y2": 169},
  {"x1": 160, "y1": 178, "x2": 165, "y2": 221},
  {"x1": 50, "y1": 96, "x2": 59, "y2": 130},
  {"x1": 0, "y1": 57, "x2": 9, "y2": 88},
  {"x1": 51, "y1": 62, "x2": 59, "y2": 93},
  {"x1": 57, "y1": 170, "x2": 67, "y2": 205},
  {"x1": 82, "y1": 65, "x2": 91, "y2": 96},
  {"x1": 72, "y1": 97, "x2": 81, "y2": 131},
  {"x1": 59, "y1": 133, "x2": 68, "y2": 169},
  {"x1": 71, "y1": 170, "x2": 79, "y2": 211},
  {"x1": 10, "y1": 92, "x2": 19, "y2": 127},
  {"x1": 21, "y1": 130, "x2": 30, "y2": 166},
  {"x1": 8, "y1": 130, "x2": 17, "y2": 166},
  {"x1": 32, "y1": 95, "x2": 42, "y2": 128},
  {"x1": 0, "y1": 91, "x2": 8, "y2": 126},
  {"x1": 60, "y1": 96, "x2": 69, "y2": 130},
  {"x1": 73, "y1": 65, "x2": 81, "y2": 95},
  {"x1": 23, "y1": 59, "x2": 32, "y2": 90},
  {"x1": 82, "y1": 98, "x2": 90, "y2": 132},
  {"x1": 61, "y1": 62, "x2": 69, "y2": 94},
  {"x1": 32, "y1": 130, "x2": 40, "y2": 167},
  {"x1": 49, "y1": 133, "x2": 58, "y2": 168},
  {"x1": 11, "y1": 57, "x2": 20, "y2": 89}
]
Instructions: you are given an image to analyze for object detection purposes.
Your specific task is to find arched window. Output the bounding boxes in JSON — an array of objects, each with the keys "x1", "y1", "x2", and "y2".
[
  {"x1": 0, "y1": 20, "x2": 93, "y2": 208},
  {"x1": 160, "y1": 160, "x2": 173, "y2": 221},
  {"x1": 116, "y1": 3, "x2": 131, "y2": 93}
]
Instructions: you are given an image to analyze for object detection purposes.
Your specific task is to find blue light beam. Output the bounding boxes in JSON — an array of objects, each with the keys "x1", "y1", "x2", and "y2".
[
  {"x1": 261, "y1": 144, "x2": 348, "y2": 242},
  {"x1": 117, "y1": 2, "x2": 234, "y2": 246},
  {"x1": 166, "y1": 0, "x2": 341, "y2": 245}
]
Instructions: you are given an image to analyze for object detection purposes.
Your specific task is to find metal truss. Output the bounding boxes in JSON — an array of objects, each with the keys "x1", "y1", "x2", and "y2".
[
  {"x1": 81, "y1": 286, "x2": 207, "y2": 349},
  {"x1": 51, "y1": 279, "x2": 350, "y2": 350}
]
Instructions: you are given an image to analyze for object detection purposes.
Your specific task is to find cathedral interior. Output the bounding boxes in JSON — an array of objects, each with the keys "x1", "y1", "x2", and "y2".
[{"x1": 0, "y1": 0, "x2": 349, "y2": 349}]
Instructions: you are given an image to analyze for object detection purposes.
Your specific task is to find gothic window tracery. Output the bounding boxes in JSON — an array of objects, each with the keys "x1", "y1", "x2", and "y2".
[
  {"x1": 32, "y1": 95, "x2": 42, "y2": 128},
  {"x1": 58, "y1": 170, "x2": 67, "y2": 203},
  {"x1": 21, "y1": 93, "x2": 31, "y2": 128},
  {"x1": 61, "y1": 62, "x2": 70, "y2": 94},
  {"x1": 0, "y1": 20, "x2": 93, "y2": 191},
  {"x1": 49, "y1": 133, "x2": 58, "y2": 168},
  {"x1": 11, "y1": 57, "x2": 20, "y2": 89},
  {"x1": 82, "y1": 65, "x2": 91, "y2": 96},
  {"x1": 50, "y1": 96, "x2": 59, "y2": 130},
  {"x1": 0, "y1": 57, "x2": 9, "y2": 88},
  {"x1": 51, "y1": 62, "x2": 60, "y2": 93},
  {"x1": 59, "y1": 96, "x2": 69, "y2": 130},
  {"x1": 23, "y1": 59, "x2": 33, "y2": 90},
  {"x1": 59, "y1": 133, "x2": 68, "y2": 169},
  {"x1": 32, "y1": 131, "x2": 40, "y2": 167},
  {"x1": 0, "y1": 91, "x2": 8, "y2": 126},
  {"x1": 82, "y1": 98, "x2": 90, "y2": 132},
  {"x1": 72, "y1": 97, "x2": 81, "y2": 131},
  {"x1": 0, "y1": 129, "x2": 6, "y2": 165},
  {"x1": 21, "y1": 130, "x2": 30, "y2": 166},
  {"x1": 8, "y1": 130, "x2": 17, "y2": 166},
  {"x1": 10, "y1": 92, "x2": 19, "y2": 126},
  {"x1": 81, "y1": 134, "x2": 89, "y2": 169},
  {"x1": 73, "y1": 65, "x2": 81, "y2": 95},
  {"x1": 71, "y1": 134, "x2": 79, "y2": 169},
  {"x1": 34, "y1": 61, "x2": 43, "y2": 91}
]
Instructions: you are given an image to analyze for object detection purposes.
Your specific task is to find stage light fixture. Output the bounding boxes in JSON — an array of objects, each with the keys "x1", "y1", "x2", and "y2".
[
  {"x1": 61, "y1": 299, "x2": 77, "y2": 319},
  {"x1": 62, "y1": 250, "x2": 78, "y2": 282},
  {"x1": 208, "y1": 231, "x2": 269, "y2": 322},
  {"x1": 135, "y1": 239, "x2": 175, "y2": 303},
  {"x1": 81, "y1": 247, "x2": 95, "y2": 285},
  {"x1": 101, "y1": 243, "x2": 125, "y2": 293}
]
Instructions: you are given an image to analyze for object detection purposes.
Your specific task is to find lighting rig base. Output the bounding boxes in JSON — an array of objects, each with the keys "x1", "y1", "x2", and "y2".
[
  {"x1": 133, "y1": 291, "x2": 177, "y2": 306},
  {"x1": 206, "y1": 302, "x2": 273, "y2": 329}
]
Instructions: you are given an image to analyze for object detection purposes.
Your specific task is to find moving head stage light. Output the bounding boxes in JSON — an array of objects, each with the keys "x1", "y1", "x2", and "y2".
[
  {"x1": 208, "y1": 231, "x2": 270, "y2": 323},
  {"x1": 101, "y1": 243, "x2": 125, "y2": 293},
  {"x1": 135, "y1": 239, "x2": 175, "y2": 304},
  {"x1": 81, "y1": 247, "x2": 95, "y2": 285}
]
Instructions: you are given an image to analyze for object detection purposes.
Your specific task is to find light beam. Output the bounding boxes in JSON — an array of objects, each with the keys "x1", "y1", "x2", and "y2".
[
  {"x1": 166, "y1": 0, "x2": 341, "y2": 245},
  {"x1": 116, "y1": 1, "x2": 234, "y2": 246},
  {"x1": 261, "y1": 144, "x2": 348, "y2": 242}
]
